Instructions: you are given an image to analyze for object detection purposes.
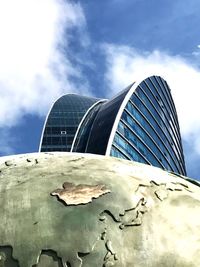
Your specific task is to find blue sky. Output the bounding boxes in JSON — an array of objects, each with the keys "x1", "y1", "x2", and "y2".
[{"x1": 0, "y1": 0, "x2": 200, "y2": 179}]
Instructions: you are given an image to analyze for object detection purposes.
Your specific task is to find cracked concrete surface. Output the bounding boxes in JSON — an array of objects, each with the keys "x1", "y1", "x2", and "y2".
[{"x1": 0, "y1": 152, "x2": 200, "y2": 266}]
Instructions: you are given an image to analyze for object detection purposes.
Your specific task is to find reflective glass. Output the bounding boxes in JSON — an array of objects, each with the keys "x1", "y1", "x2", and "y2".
[
  {"x1": 40, "y1": 76, "x2": 186, "y2": 176},
  {"x1": 40, "y1": 94, "x2": 99, "y2": 152},
  {"x1": 135, "y1": 85, "x2": 182, "y2": 158},
  {"x1": 146, "y1": 77, "x2": 182, "y2": 145},
  {"x1": 125, "y1": 99, "x2": 183, "y2": 173},
  {"x1": 111, "y1": 146, "x2": 128, "y2": 160}
]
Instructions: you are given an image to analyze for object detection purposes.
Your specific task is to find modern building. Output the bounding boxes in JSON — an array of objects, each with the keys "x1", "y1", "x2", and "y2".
[
  {"x1": 39, "y1": 94, "x2": 100, "y2": 152},
  {"x1": 40, "y1": 75, "x2": 186, "y2": 176}
]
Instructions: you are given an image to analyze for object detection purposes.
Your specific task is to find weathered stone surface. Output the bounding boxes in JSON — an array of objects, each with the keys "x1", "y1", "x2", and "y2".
[{"x1": 0, "y1": 152, "x2": 199, "y2": 266}]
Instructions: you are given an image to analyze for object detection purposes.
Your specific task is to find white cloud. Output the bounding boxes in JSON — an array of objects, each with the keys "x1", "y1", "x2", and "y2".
[
  {"x1": 0, "y1": 0, "x2": 88, "y2": 127},
  {"x1": 102, "y1": 43, "x2": 200, "y2": 157}
]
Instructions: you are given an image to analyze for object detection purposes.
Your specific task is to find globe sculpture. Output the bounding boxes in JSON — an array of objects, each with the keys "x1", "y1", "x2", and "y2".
[{"x1": 0, "y1": 152, "x2": 199, "y2": 267}]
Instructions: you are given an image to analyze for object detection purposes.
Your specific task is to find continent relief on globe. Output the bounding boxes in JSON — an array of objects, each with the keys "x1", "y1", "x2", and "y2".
[{"x1": 0, "y1": 152, "x2": 200, "y2": 267}]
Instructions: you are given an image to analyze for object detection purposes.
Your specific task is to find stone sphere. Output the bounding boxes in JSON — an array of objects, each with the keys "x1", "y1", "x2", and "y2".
[{"x1": 0, "y1": 152, "x2": 200, "y2": 267}]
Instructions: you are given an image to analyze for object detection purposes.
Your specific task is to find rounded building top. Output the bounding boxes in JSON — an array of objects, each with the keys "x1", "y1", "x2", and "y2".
[{"x1": 72, "y1": 76, "x2": 186, "y2": 175}]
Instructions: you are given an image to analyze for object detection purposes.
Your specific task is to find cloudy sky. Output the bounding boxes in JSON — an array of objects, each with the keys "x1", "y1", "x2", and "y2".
[{"x1": 0, "y1": 0, "x2": 200, "y2": 179}]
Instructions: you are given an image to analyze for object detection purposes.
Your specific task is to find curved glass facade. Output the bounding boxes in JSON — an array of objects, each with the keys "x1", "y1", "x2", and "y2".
[
  {"x1": 40, "y1": 94, "x2": 99, "y2": 152},
  {"x1": 40, "y1": 76, "x2": 186, "y2": 176},
  {"x1": 72, "y1": 76, "x2": 186, "y2": 175},
  {"x1": 72, "y1": 84, "x2": 133, "y2": 155},
  {"x1": 111, "y1": 76, "x2": 186, "y2": 175},
  {"x1": 72, "y1": 100, "x2": 106, "y2": 153}
]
